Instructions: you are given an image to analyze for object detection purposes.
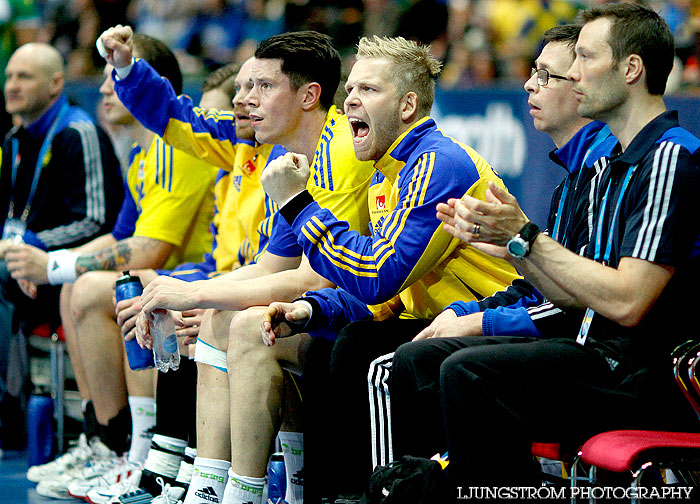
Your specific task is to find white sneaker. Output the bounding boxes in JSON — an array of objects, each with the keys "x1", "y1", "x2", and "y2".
[
  {"x1": 27, "y1": 432, "x2": 92, "y2": 482},
  {"x1": 36, "y1": 439, "x2": 118, "y2": 499},
  {"x1": 68, "y1": 457, "x2": 140, "y2": 500},
  {"x1": 86, "y1": 469, "x2": 143, "y2": 504},
  {"x1": 151, "y1": 476, "x2": 185, "y2": 504}
]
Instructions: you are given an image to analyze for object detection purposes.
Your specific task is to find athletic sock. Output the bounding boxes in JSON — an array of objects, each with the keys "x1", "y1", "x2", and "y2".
[
  {"x1": 278, "y1": 431, "x2": 304, "y2": 504},
  {"x1": 184, "y1": 457, "x2": 230, "y2": 504},
  {"x1": 141, "y1": 434, "x2": 187, "y2": 494},
  {"x1": 221, "y1": 468, "x2": 264, "y2": 504},
  {"x1": 174, "y1": 446, "x2": 197, "y2": 491},
  {"x1": 81, "y1": 400, "x2": 100, "y2": 440},
  {"x1": 127, "y1": 396, "x2": 156, "y2": 464},
  {"x1": 100, "y1": 405, "x2": 132, "y2": 455}
]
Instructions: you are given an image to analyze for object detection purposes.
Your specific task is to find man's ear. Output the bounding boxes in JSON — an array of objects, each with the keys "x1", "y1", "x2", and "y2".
[
  {"x1": 623, "y1": 54, "x2": 644, "y2": 86},
  {"x1": 300, "y1": 82, "x2": 322, "y2": 111},
  {"x1": 400, "y1": 91, "x2": 418, "y2": 123},
  {"x1": 48, "y1": 72, "x2": 64, "y2": 100}
]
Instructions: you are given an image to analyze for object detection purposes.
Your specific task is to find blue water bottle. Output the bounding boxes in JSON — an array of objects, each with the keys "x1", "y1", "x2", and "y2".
[
  {"x1": 115, "y1": 273, "x2": 154, "y2": 370},
  {"x1": 267, "y1": 452, "x2": 286, "y2": 502},
  {"x1": 27, "y1": 395, "x2": 54, "y2": 466}
]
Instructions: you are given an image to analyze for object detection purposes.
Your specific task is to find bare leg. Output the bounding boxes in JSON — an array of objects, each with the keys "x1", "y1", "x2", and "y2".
[
  {"x1": 70, "y1": 271, "x2": 128, "y2": 425},
  {"x1": 227, "y1": 306, "x2": 311, "y2": 477},
  {"x1": 60, "y1": 284, "x2": 90, "y2": 401},
  {"x1": 195, "y1": 309, "x2": 235, "y2": 460}
]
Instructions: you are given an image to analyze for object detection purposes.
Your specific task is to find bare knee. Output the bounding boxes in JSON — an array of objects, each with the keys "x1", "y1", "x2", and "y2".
[
  {"x1": 227, "y1": 307, "x2": 266, "y2": 367},
  {"x1": 70, "y1": 272, "x2": 117, "y2": 322}
]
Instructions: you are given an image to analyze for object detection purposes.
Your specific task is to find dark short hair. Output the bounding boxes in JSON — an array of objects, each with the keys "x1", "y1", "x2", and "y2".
[
  {"x1": 255, "y1": 31, "x2": 341, "y2": 110},
  {"x1": 132, "y1": 34, "x2": 183, "y2": 95},
  {"x1": 542, "y1": 24, "x2": 581, "y2": 54},
  {"x1": 202, "y1": 63, "x2": 241, "y2": 98},
  {"x1": 578, "y1": 3, "x2": 674, "y2": 95}
]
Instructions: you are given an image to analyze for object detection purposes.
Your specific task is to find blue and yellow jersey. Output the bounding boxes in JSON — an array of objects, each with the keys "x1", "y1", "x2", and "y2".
[
  {"x1": 285, "y1": 117, "x2": 521, "y2": 320},
  {"x1": 112, "y1": 59, "x2": 288, "y2": 272},
  {"x1": 114, "y1": 61, "x2": 374, "y2": 257},
  {"x1": 267, "y1": 108, "x2": 375, "y2": 257},
  {"x1": 207, "y1": 141, "x2": 287, "y2": 271},
  {"x1": 111, "y1": 135, "x2": 216, "y2": 270}
]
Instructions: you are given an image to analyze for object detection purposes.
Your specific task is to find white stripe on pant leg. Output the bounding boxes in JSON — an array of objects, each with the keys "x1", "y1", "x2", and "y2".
[{"x1": 368, "y1": 352, "x2": 395, "y2": 469}]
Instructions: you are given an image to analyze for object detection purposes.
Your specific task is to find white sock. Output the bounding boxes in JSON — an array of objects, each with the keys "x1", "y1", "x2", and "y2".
[
  {"x1": 222, "y1": 468, "x2": 264, "y2": 504},
  {"x1": 127, "y1": 396, "x2": 156, "y2": 464},
  {"x1": 176, "y1": 447, "x2": 197, "y2": 485},
  {"x1": 145, "y1": 434, "x2": 187, "y2": 478},
  {"x1": 278, "y1": 431, "x2": 304, "y2": 504},
  {"x1": 184, "y1": 457, "x2": 230, "y2": 504}
]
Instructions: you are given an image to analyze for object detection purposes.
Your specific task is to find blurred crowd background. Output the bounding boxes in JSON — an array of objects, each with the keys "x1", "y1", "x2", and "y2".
[{"x1": 2, "y1": 0, "x2": 700, "y2": 93}]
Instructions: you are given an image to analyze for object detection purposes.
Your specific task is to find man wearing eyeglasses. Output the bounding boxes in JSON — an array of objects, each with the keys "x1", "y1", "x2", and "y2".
[{"x1": 395, "y1": 2, "x2": 700, "y2": 492}]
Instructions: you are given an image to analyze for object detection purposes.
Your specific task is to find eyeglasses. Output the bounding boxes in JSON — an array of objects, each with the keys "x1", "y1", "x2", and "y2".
[{"x1": 531, "y1": 67, "x2": 571, "y2": 87}]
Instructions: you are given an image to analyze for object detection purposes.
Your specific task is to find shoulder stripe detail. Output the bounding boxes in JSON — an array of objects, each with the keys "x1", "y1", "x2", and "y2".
[
  {"x1": 37, "y1": 121, "x2": 106, "y2": 246},
  {"x1": 372, "y1": 152, "x2": 434, "y2": 268},
  {"x1": 526, "y1": 302, "x2": 563, "y2": 320},
  {"x1": 632, "y1": 141, "x2": 679, "y2": 260}
]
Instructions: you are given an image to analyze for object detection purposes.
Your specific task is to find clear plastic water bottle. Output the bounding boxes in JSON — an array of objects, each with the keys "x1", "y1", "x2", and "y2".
[
  {"x1": 115, "y1": 273, "x2": 154, "y2": 370},
  {"x1": 149, "y1": 310, "x2": 180, "y2": 372}
]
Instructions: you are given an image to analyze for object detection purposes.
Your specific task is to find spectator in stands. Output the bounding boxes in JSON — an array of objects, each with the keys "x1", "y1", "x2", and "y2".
[
  {"x1": 0, "y1": 0, "x2": 40, "y2": 136},
  {"x1": 258, "y1": 35, "x2": 519, "y2": 502},
  {"x1": 0, "y1": 41, "x2": 123, "y2": 450},
  {"x1": 7, "y1": 34, "x2": 217, "y2": 499},
  {"x1": 99, "y1": 26, "x2": 375, "y2": 504},
  {"x1": 390, "y1": 22, "x2": 617, "y2": 469},
  {"x1": 394, "y1": 2, "x2": 700, "y2": 492}
]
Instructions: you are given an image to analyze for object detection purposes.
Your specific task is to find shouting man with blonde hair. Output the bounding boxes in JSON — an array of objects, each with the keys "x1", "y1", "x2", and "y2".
[{"x1": 260, "y1": 35, "x2": 520, "y2": 502}]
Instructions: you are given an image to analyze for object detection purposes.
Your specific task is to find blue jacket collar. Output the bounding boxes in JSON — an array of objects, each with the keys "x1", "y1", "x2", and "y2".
[
  {"x1": 25, "y1": 94, "x2": 68, "y2": 138},
  {"x1": 375, "y1": 117, "x2": 433, "y2": 183},
  {"x1": 549, "y1": 121, "x2": 607, "y2": 174}
]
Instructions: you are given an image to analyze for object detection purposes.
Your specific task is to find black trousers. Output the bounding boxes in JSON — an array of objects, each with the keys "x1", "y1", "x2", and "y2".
[
  {"x1": 303, "y1": 318, "x2": 429, "y2": 502},
  {"x1": 391, "y1": 336, "x2": 699, "y2": 495}
]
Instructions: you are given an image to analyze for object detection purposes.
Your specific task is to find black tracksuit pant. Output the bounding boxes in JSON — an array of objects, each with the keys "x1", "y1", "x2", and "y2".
[
  {"x1": 391, "y1": 335, "x2": 698, "y2": 499},
  {"x1": 303, "y1": 318, "x2": 429, "y2": 502}
]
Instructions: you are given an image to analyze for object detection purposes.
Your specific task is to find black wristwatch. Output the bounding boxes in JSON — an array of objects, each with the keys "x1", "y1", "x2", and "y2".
[{"x1": 506, "y1": 222, "x2": 541, "y2": 259}]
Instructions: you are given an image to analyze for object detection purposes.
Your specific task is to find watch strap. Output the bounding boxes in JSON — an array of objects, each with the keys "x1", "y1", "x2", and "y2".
[{"x1": 517, "y1": 222, "x2": 541, "y2": 247}]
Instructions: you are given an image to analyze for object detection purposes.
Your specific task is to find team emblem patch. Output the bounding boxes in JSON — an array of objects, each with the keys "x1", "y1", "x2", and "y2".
[{"x1": 243, "y1": 160, "x2": 256, "y2": 174}]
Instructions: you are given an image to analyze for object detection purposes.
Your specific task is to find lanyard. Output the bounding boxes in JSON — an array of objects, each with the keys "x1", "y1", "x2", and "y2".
[
  {"x1": 551, "y1": 125, "x2": 611, "y2": 246},
  {"x1": 7, "y1": 102, "x2": 69, "y2": 222},
  {"x1": 593, "y1": 164, "x2": 636, "y2": 263},
  {"x1": 577, "y1": 163, "x2": 636, "y2": 346}
]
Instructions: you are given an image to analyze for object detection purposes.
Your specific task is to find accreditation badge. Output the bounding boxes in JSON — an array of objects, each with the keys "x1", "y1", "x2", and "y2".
[
  {"x1": 2, "y1": 218, "x2": 26, "y2": 241},
  {"x1": 576, "y1": 307, "x2": 595, "y2": 346}
]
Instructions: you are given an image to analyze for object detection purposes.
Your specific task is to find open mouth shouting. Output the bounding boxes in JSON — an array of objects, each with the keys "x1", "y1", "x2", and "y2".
[{"x1": 349, "y1": 116, "x2": 370, "y2": 144}]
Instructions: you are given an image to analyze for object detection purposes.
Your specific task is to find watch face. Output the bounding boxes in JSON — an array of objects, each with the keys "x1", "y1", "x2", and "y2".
[{"x1": 507, "y1": 238, "x2": 528, "y2": 258}]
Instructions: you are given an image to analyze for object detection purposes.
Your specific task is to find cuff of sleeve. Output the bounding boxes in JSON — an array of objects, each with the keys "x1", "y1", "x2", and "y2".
[
  {"x1": 280, "y1": 190, "x2": 314, "y2": 226},
  {"x1": 481, "y1": 309, "x2": 495, "y2": 336},
  {"x1": 22, "y1": 230, "x2": 47, "y2": 250},
  {"x1": 296, "y1": 295, "x2": 322, "y2": 333},
  {"x1": 446, "y1": 300, "x2": 480, "y2": 317},
  {"x1": 115, "y1": 58, "x2": 136, "y2": 79}
]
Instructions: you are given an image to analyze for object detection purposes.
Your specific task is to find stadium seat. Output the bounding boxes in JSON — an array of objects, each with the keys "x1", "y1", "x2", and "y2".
[{"x1": 579, "y1": 340, "x2": 700, "y2": 503}]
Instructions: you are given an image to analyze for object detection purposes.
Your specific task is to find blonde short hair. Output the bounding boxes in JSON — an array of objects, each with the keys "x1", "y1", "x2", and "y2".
[{"x1": 356, "y1": 36, "x2": 442, "y2": 117}]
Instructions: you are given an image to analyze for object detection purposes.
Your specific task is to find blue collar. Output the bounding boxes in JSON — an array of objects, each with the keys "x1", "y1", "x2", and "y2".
[
  {"x1": 549, "y1": 121, "x2": 607, "y2": 174},
  {"x1": 25, "y1": 94, "x2": 69, "y2": 138}
]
